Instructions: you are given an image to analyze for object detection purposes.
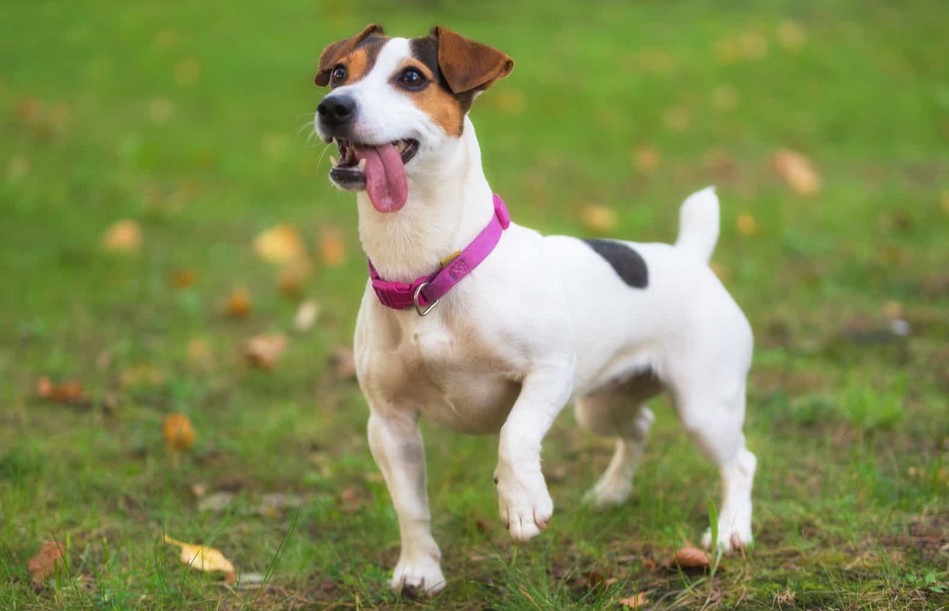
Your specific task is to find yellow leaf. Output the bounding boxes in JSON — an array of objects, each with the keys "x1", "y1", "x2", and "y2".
[
  {"x1": 163, "y1": 413, "x2": 196, "y2": 451},
  {"x1": 163, "y1": 535, "x2": 236, "y2": 579},
  {"x1": 103, "y1": 219, "x2": 142, "y2": 253},
  {"x1": 776, "y1": 20, "x2": 807, "y2": 51},
  {"x1": 579, "y1": 204, "x2": 618, "y2": 234},
  {"x1": 254, "y1": 224, "x2": 306, "y2": 263},
  {"x1": 278, "y1": 258, "x2": 312, "y2": 297},
  {"x1": 319, "y1": 226, "x2": 347, "y2": 268},
  {"x1": 736, "y1": 213, "x2": 758, "y2": 236},
  {"x1": 773, "y1": 149, "x2": 822, "y2": 196},
  {"x1": 631, "y1": 146, "x2": 661, "y2": 173},
  {"x1": 226, "y1": 288, "x2": 252, "y2": 318}
]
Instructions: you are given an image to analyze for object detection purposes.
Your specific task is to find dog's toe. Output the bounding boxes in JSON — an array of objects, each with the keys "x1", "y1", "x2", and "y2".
[{"x1": 391, "y1": 556, "x2": 445, "y2": 596}]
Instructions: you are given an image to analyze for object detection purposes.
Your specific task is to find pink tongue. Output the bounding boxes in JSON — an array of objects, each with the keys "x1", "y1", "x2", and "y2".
[{"x1": 358, "y1": 144, "x2": 407, "y2": 213}]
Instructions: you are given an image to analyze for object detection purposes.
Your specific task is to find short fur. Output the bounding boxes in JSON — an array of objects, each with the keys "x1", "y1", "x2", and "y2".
[{"x1": 313, "y1": 25, "x2": 757, "y2": 595}]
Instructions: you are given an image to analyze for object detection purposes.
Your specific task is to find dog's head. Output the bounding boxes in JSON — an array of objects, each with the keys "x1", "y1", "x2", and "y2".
[{"x1": 313, "y1": 25, "x2": 513, "y2": 213}]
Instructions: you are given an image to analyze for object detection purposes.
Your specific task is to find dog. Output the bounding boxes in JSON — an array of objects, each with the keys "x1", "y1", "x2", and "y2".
[{"x1": 313, "y1": 24, "x2": 756, "y2": 595}]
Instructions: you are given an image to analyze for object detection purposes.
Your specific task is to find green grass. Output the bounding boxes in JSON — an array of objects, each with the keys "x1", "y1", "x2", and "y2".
[{"x1": 2, "y1": 0, "x2": 947, "y2": 608}]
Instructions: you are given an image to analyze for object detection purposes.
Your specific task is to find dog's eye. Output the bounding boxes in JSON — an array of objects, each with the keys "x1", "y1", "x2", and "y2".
[
  {"x1": 330, "y1": 65, "x2": 347, "y2": 87},
  {"x1": 397, "y1": 67, "x2": 427, "y2": 90}
]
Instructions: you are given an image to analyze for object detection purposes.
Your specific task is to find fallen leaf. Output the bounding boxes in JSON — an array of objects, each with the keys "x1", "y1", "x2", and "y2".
[
  {"x1": 329, "y1": 344, "x2": 356, "y2": 380},
  {"x1": 186, "y1": 338, "x2": 213, "y2": 370},
  {"x1": 319, "y1": 226, "x2": 347, "y2": 268},
  {"x1": 619, "y1": 591, "x2": 649, "y2": 608},
  {"x1": 28, "y1": 541, "x2": 65, "y2": 591},
  {"x1": 170, "y1": 268, "x2": 198, "y2": 289},
  {"x1": 579, "y1": 204, "x2": 618, "y2": 234},
  {"x1": 736, "y1": 213, "x2": 758, "y2": 236},
  {"x1": 163, "y1": 534, "x2": 236, "y2": 581},
  {"x1": 668, "y1": 545, "x2": 710, "y2": 569},
  {"x1": 631, "y1": 146, "x2": 660, "y2": 173},
  {"x1": 882, "y1": 300, "x2": 904, "y2": 320},
  {"x1": 191, "y1": 483, "x2": 207, "y2": 497},
  {"x1": 254, "y1": 224, "x2": 306, "y2": 263},
  {"x1": 226, "y1": 288, "x2": 252, "y2": 318},
  {"x1": 773, "y1": 149, "x2": 822, "y2": 196},
  {"x1": 663, "y1": 106, "x2": 690, "y2": 132},
  {"x1": 739, "y1": 31, "x2": 769, "y2": 59},
  {"x1": 776, "y1": 20, "x2": 806, "y2": 51},
  {"x1": 294, "y1": 299, "x2": 319, "y2": 333},
  {"x1": 163, "y1": 413, "x2": 196, "y2": 452},
  {"x1": 102, "y1": 219, "x2": 142, "y2": 253},
  {"x1": 36, "y1": 376, "x2": 87, "y2": 405},
  {"x1": 120, "y1": 364, "x2": 166, "y2": 389},
  {"x1": 198, "y1": 491, "x2": 235, "y2": 513},
  {"x1": 278, "y1": 258, "x2": 312, "y2": 297},
  {"x1": 244, "y1": 333, "x2": 287, "y2": 370}
]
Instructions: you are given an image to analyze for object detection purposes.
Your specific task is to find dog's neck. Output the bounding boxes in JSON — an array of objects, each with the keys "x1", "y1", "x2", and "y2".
[{"x1": 356, "y1": 117, "x2": 495, "y2": 282}]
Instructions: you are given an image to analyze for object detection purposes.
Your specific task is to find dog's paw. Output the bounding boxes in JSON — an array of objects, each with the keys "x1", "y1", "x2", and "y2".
[
  {"x1": 391, "y1": 553, "x2": 446, "y2": 596},
  {"x1": 701, "y1": 525, "x2": 753, "y2": 552},
  {"x1": 496, "y1": 468, "x2": 553, "y2": 542}
]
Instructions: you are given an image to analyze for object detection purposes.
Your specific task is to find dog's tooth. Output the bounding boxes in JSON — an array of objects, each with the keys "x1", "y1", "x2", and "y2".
[
  {"x1": 329, "y1": 155, "x2": 338, "y2": 166},
  {"x1": 357, "y1": 158, "x2": 366, "y2": 170}
]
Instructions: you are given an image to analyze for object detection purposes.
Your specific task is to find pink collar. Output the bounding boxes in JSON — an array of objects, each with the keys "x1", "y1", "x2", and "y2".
[{"x1": 368, "y1": 194, "x2": 511, "y2": 316}]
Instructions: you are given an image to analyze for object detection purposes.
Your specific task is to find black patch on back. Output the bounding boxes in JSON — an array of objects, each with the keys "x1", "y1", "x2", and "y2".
[
  {"x1": 582, "y1": 239, "x2": 649, "y2": 289},
  {"x1": 410, "y1": 36, "x2": 476, "y2": 116}
]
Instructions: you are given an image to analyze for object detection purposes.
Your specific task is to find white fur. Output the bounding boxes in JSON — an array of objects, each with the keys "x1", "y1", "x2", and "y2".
[{"x1": 316, "y1": 38, "x2": 756, "y2": 595}]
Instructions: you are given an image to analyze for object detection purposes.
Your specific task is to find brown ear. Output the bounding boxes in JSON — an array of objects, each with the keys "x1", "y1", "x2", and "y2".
[
  {"x1": 315, "y1": 23, "x2": 384, "y2": 86},
  {"x1": 433, "y1": 26, "x2": 514, "y2": 94}
]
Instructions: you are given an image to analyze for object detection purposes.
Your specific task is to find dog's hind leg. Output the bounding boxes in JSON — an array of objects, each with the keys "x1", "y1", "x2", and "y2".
[{"x1": 575, "y1": 372, "x2": 662, "y2": 507}]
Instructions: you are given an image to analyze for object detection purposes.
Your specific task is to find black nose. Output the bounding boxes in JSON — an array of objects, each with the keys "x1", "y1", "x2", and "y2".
[{"x1": 317, "y1": 95, "x2": 356, "y2": 127}]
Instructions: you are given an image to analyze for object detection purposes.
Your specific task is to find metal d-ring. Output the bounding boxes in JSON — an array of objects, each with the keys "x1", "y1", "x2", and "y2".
[{"x1": 413, "y1": 282, "x2": 439, "y2": 316}]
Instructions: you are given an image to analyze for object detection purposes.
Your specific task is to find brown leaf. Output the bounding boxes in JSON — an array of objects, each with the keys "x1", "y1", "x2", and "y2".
[
  {"x1": 186, "y1": 338, "x2": 213, "y2": 370},
  {"x1": 619, "y1": 592, "x2": 649, "y2": 608},
  {"x1": 226, "y1": 288, "x2": 252, "y2": 318},
  {"x1": 36, "y1": 376, "x2": 87, "y2": 405},
  {"x1": 329, "y1": 344, "x2": 356, "y2": 380},
  {"x1": 773, "y1": 149, "x2": 822, "y2": 196},
  {"x1": 278, "y1": 258, "x2": 312, "y2": 297},
  {"x1": 170, "y1": 268, "x2": 198, "y2": 289},
  {"x1": 102, "y1": 219, "x2": 142, "y2": 253},
  {"x1": 254, "y1": 224, "x2": 306, "y2": 263},
  {"x1": 579, "y1": 204, "x2": 618, "y2": 234},
  {"x1": 28, "y1": 541, "x2": 65, "y2": 591},
  {"x1": 244, "y1": 333, "x2": 287, "y2": 370},
  {"x1": 631, "y1": 146, "x2": 661, "y2": 174},
  {"x1": 670, "y1": 545, "x2": 710, "y2": 569},
  {"x1": 163, "y1": 412, "x2": 196, "y2": 451},
  {"x1": 319, "y1": 226, "x2": 347, "y2": 268}
]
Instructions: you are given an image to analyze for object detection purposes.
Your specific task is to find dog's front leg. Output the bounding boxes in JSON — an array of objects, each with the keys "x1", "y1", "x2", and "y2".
[
  {"x1": 367, "y1": 411, "x2": 445, "y2": 595},
  {"x1": 495, "y1": 365, "x2": 573, "y2": 542}
]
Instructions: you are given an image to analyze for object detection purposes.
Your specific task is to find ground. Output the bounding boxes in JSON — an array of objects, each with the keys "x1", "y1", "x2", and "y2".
[{"x1": 1, "y1": 0, "x2": 947, "y2": 609}]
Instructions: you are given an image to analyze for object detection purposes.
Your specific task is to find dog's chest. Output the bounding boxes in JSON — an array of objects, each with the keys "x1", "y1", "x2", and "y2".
[{"x1": 378, "y1": 315, "x2": 521, "y2": 434}]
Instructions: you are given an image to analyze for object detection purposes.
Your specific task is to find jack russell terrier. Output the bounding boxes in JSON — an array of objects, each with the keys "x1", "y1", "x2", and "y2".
[{"x1": 313, "y1": 24, "x2": 756, "y2": 594}]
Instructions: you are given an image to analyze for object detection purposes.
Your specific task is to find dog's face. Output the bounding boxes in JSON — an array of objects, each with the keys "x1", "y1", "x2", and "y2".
[{"x1": 313, "y1": 25, "x2": 513, "y2": 213}]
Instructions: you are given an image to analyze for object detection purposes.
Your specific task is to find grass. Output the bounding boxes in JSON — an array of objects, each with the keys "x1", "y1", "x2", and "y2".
[{"x1": 1, "y1": 0, "x2": 947, "y2": 608}]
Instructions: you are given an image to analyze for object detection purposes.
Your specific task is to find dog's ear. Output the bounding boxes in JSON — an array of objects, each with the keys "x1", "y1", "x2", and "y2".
[
  {"x1": 315, "y1": 23, "x2": 384, "y2": 86},
  {"x1": 432, "y1": 26, "x2": 514, "y2": 94}
]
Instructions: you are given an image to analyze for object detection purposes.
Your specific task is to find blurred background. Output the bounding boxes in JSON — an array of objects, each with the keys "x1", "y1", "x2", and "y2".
[{"x1": 1, "y1": 0, "x2": 946, "y2": 608}]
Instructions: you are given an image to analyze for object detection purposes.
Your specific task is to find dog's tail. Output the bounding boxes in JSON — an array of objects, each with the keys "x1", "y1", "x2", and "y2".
[{"x1": 674, "y1": 186, "x2": 719, "y2": 264}]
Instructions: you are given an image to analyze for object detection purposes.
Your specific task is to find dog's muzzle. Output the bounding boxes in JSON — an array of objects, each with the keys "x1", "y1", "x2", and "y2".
[{"x1": 317, "y1": 94, "x2": 357, "y2": 129}]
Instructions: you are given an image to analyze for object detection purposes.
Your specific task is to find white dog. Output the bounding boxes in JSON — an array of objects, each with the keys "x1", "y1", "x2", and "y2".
[{"x1": 313, "y1": 24, "x2": 756, "y2": 595}]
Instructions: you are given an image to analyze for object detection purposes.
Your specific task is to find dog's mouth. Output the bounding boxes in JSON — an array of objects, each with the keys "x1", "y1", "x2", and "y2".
[{"x1": 329, "y1": 138, "x2": 419, "y2": 213}]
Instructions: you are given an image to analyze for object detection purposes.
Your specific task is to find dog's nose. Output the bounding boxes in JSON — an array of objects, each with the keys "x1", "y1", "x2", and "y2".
[{"x1": 317, "y1": 95, "x2": 357, "y2": 127}]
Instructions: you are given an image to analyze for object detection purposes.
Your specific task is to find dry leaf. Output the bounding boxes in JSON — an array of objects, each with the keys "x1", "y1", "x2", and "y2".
[
  {"x1": 163, "y1": 534, "x2": 236, "y2": 581},
  {"x1": 671, "y1": 545, "x2": 710, "y2": 569},
  {"x1": 329, "y1": 344, "x2": 357, "y2": 380},
  {"x1": 773, "y1": 149, "x2": 822, "y2": 196},
  {"x1": 619, "y1": 592, "x2": 649, "y2": 608},
  {"x1": 294, "y1": 299, "x2": 319, "y2": 333},
  {"x1": 579, "y1": 204, "x2": 618, "y2": 234},
  {"x1": 278, "y1": 258, "x2": 312, "y2": 297},
  {"x1": 28, "y1": 541, "x2": 65, "y2": 591},
  {"x1": 254, "y1": 224, "x2": 306, "y2": 263},
  {"x1": 186, "y1": 338, "x2": 213, "y2": 370},
  {"x1": 319, "y1": 226, "x2": 347, "y2": 268},
  {"x1": 102, "y1": 219, "x2": 142, "y2": 253},
  {"x1": 171, "y1": 268, "x2": 198, "y2": 289},
  {"x1": 631, "y1": 146, "x2": 660, "y2": 173},
  {"x1": 244, "y1": 333, "x2": 287, "y2": 370},
  {"x1": 36, "y1": 376, "x2": 87, "y2": 405},
  {"x1": 776, "y1": 20, "x2": 806, "y2": 51},
  {"x1": 226, "y1": 288, "x2": 252, "y2": 318},
  {"x1": 163, "y1": 413, "x2": 196, "y2": 452},
  {"x1": 736, "y1": 213, "x2": 758, "y2": 236},
  {"x1": 120, "y1": 364, "x2": 166, "y2": 389}
]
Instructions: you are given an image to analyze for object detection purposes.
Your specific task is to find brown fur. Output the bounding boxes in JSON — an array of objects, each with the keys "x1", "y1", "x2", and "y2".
[
  {"x1": 397, "y1": 60, "x2": 464, "y2": 137},
  {"x1": 315, "y1": 23, "x2": 387, "y2": 86}
]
